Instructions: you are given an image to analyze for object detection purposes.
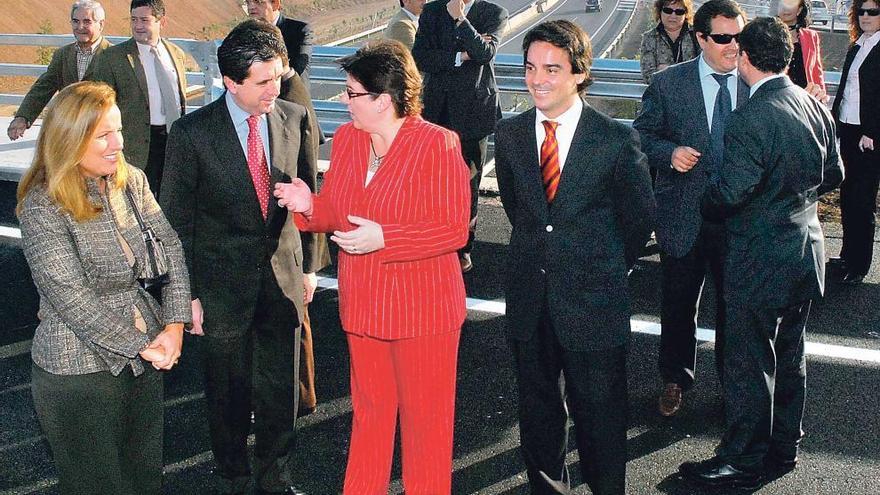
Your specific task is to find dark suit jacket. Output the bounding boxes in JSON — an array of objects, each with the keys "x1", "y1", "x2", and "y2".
[
  {"x1": 412, "y1": 0, "x2": 508, "y2": 140},
  {"x1": 277, "y1": 14, "x2": 314, "y2": 85},
  {"x1": 159, "y1": 96, "x2": 317, "y2": 336},
  {"x1": 279, "y1": 69, "x2": 329, "y2": 273},
  {"x1": 15, "y1": 37, "x2": 110, "y2": 122},
  {"x1": 633, "y1": 57, "x2": 749, "y2": 257},
  {"x1": 831, "y1": 41, "x2": 880, "y2": 140},
  {"x1": 495, "y1": 102, "x2": 655, "y2": 351},
  {"x1": 703, "y1": 77, "x2": 843, "y2": 308},
  {"x1": 86, "y1": 38, "x2": 187, "y2": 171}
]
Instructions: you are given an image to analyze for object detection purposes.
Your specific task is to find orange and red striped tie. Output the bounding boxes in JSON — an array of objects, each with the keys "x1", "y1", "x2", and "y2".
[{"x1": 540, "y1": 120, "x2": 561, "y2": 203}]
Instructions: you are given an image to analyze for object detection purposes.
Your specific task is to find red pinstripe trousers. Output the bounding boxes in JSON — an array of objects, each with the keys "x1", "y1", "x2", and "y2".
[{"x1": 343, "y1": 329, "x2": 461, "y2": 494}]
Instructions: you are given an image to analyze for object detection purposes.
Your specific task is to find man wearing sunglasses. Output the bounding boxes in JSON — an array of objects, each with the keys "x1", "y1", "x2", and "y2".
[
  {"x1": 633, "y1": 0, "x2": 748, "y2": 419},
  {"x1": 682, "y1": 16, "x2": 843, "y2": 488}
]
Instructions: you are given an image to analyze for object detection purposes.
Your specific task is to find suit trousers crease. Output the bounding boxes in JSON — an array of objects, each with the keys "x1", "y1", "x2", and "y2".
[
  {"x1": 202, "y1": 268, "x2": 301, "y2": 493},
  {"x1": 31, "y1": 363, "x2": 163, "y2": 495},
  {"x1": 838, "y1": 122, "x2": 880, "y2": 275},
  {"x1": 659, "y1": 220, "x2": 727, "y2": 390},
  {"x1": 145, "y1": 125, "x2": 168, "y2": 197},
  {"x1": 510, "y1": 305, "x2": 628, "y2": 495},
  {"x1": 718, "y1": 301, "x2": 809, "y2": 470},
  {"x1": 343, "y1": 330, "x2": 460, "y2": 495}
]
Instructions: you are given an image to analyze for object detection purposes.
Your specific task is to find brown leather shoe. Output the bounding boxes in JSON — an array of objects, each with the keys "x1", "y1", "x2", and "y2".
[{"x1": 658, "y1": 383, "x2": 683, "y2": 417}]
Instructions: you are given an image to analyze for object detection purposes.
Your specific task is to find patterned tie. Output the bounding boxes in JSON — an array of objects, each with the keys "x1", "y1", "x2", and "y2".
[
  {"x1": 540, "y1": 120, "x2": 561, "y2": 203},
  {"x1": 150, "y1": 45, "x2": 181, "y2": 132},
  {"x1": 710, "y1": 73, "x2": 732, "y2": 174},
  {"x1": 246, "y1": 115, "x2": 271, "y2": 220}
]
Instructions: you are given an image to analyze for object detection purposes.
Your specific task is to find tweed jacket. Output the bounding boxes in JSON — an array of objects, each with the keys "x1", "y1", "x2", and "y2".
[
  {"x1": 85, "y1": 38, "x2": 188, "y2": 170},
  {"x1": 384, "y1": 8, "x2": 418, "y2": 49},
  {"x1": 19, "y1": 167, "x2": 191, "y2": 376},
  {"x1": 639, "y1": 23, "x2": 699, "y2": 84},
  {"x1": 15, "y1": 38, "x2": 111, "y2": 123}
]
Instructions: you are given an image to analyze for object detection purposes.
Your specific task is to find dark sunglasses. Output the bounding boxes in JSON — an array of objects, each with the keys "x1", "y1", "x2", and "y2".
[
  {"x1": 857, "y1": 7, "x2": 880, "y2": 16},
  {"x1": 704, "y1": 33, "x2": 739, "y2": 44},
  {"x1": 345, "y1": 89, "x2": 375, "y2": 99},
  {"x1": 662, "y1": 7, "x2": 687, "y2": 15}
]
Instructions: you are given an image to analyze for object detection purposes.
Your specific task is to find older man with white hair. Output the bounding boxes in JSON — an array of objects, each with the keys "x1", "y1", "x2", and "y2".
[{"x1": 7, "y1": 0, "x2": 109, "y2": 140}]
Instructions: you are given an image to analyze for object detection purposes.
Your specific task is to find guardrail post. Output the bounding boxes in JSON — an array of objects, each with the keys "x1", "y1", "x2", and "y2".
[
  {"x1": 536, "y1": 0, "x2": 546, "y2": 13},
  {"x1": 189, "y1": 39, "x2": 222, "y2": 105}
]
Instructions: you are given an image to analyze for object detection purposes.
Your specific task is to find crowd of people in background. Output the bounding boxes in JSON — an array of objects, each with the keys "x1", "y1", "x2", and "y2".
[{"x1": 8, "y1": 0, "x2": 878, "y2": 493}]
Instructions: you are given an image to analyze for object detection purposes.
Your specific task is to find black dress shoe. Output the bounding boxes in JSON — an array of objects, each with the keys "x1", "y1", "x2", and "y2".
[
  {"x1": 827, "y1": 256, "x2": 847, "y2": 267},
  {"x1": 840, "y1": 272, "x2": 866, "y2": 285},
  {"x1": 679, "y1": 457, "x2": 763, "y2": 489},
  {"x1": 764, "y1": 455, "x2": 798, "y2": 475},
  {"x1": 255, "y1": 487, "x2": 306, "y2": 495}
]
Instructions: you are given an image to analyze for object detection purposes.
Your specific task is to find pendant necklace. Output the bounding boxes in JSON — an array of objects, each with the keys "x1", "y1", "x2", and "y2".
[{"x1": 369, "y1": 140, "x2": 386, "y2": 173}]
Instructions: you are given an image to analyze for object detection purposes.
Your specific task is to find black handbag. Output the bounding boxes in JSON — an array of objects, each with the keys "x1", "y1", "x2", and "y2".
[{"x1": 123, "y1": 186, "x2": 170, "y2": 299}]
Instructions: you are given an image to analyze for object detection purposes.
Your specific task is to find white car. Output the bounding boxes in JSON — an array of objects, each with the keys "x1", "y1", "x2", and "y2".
[{"x1": 812, "y1": 0, "x2": 831, "y2": 25}]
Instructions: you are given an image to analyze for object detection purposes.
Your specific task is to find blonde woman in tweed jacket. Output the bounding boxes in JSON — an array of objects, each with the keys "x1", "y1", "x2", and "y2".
[
  {"x1": 639, "y1": 0, "x2": 700, "y2": 84},
  {"x1": 16, "y1": 81, "x2": 191, "y2": 495}
]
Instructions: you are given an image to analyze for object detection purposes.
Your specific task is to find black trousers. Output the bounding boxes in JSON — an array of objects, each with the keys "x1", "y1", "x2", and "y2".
[
  {"x1": 717, "y1": 300, "x2": 810, "y2": 470},
  {"x1": 203, "y1": 269, "x2": 302, "y2": 494},
  {"x1": 659, "y1": 220, "x2": 727, "y2": 390},
  {"x1": 460, "y1": 136, "x2": 488, "y2": 254},
  {"x1": 145, "y1": 125, "x2": 168, "y2": 198},
  {"x1": 838, "y1": 122, "x2": 880, "y2": 276},
  {"x1": 31, "y1": 363, "x2": 163, "y2": 495},
  {"x1": 510, "y1": 305, "x2": 628, "y2": 495}
]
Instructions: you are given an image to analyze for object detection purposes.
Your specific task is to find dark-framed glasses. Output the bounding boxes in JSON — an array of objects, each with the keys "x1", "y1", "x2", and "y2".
[
  {"x1": 704, "y1": 33, "x2": 740, "y2": 44},
  {"x1": 345, "y1": 89, "x2": 376, "y2": 99},
  {"x1": 857, "y1": 7, "x2": 880, "y2": 16},
  {"x1": 662, "y1": 7, "x2": 687, "y2": 15}
]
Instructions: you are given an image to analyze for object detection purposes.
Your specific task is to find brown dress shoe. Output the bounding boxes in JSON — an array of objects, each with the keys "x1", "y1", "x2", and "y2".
[{"x1": 658, "y1": 383, "x2": 683, "y2": 417}]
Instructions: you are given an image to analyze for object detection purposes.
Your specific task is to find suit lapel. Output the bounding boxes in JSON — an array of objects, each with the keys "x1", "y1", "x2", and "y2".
[
  {"x1": 62, "y1": 45, "x2": 78, "y2": 83},
  {"x1": 552, "y1": 103, "x2": 593, "y2": 213},
  {"x1": 124, "y1": 39, "x2": 150, "y2": 103},
  {"x1": 736, "y1": 76, "x2": 750, "y2": 109},
  {"x1": 162, "y1": 38, "x2": 188, "y2": 115},
  {"x1": 266, "y1": 105, "x2": 293, "y2": 226},
  {"x1": 687, "y1": 60, "x2": 712, "y2": 142},
  {"x1": 513, "y1": 109, "x2": 549, "y2": 221}
]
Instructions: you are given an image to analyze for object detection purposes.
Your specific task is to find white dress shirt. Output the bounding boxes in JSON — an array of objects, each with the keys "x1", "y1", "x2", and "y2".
[
  {"x1": 839, "y1": 31, "x2": 880, "y2": 125},
  {"x1": 698, "y1": 54, "x2": 739, "y2": 132},
  {"x1": 136, "y1": 40, "x2": 181, "y2": 126},
  {"x1": 749, "y1": 74, "x2": 785, "y2": 97},
  {"x1": 534, "y1": 97, "x2": 584, "y2": 173}
]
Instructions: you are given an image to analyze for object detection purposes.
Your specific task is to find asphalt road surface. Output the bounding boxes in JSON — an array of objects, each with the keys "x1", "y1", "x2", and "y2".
[{"x1": 2, "y1": 193, "x2": 879, "y2": 494}]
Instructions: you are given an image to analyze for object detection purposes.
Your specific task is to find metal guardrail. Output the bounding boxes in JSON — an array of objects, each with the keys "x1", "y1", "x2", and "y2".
[{"x1": 0, "y1": 34, "x2": 844, "y2": 141}]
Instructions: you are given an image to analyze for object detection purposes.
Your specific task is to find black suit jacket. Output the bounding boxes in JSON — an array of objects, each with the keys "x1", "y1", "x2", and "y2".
[
  {"x1": 412, "y1": 0, "x2": 508, "y2": 140},
  {"x1": 277, "y1": 14, "x2": 314, "y2": 85},
  {"x1": 633, "y1": 57, "x2": 749, "y2": 257},
  {"x1": 159, "y1": 96, "x2": 317, "y2": 336},
  {"x1": 703, "y1": 77, "x2": 843, "y2": 308},
  {"x1": 831, "y1": 41, "x2": 880, "y2": 140},
  {"x1": 495, "y1": 102, "x2": 655, "y2": 351}
]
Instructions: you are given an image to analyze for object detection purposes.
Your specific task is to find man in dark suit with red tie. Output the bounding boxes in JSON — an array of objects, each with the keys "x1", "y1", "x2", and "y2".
[
  {"x1": 495, "y1": 20, "x2": 654, "y2": 494},
  {"x1": 160, "y1": 19, "x2": 316, "y2": 495}
]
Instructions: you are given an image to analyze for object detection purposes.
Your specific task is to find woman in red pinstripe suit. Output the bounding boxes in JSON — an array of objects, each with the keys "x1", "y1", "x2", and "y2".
[{"x1": 274, "y1": 40, "x2": 471, "y2": 494}]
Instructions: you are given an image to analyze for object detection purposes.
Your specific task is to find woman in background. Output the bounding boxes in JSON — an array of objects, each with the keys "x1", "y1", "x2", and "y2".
[
  {"x1": 777, "y1": 0, "x2": 827, "y2": 93},
  {"x1": 17, "y1": 81, "x2": 191, "y2": 494},
  {"x1": 639, "y1": 0, "x2": 700, "y2": 84},
  {"x1": 274, "y1": 40, "x2": 470, "y2": 494}
]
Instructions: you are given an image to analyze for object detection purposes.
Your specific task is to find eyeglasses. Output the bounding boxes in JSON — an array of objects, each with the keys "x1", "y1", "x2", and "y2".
[
  {"x1": 662, "y1": 7, "x2": 687, "y2": 15},
  {"x1": 704, "y1": 33, "x2": 740, "y2": 44},
  {"x1": 344, "y1": 89, "x2": 375, "y2": 99},
  {"x1": 857, "y1": 7, "x2": 880, "y2": 16}
]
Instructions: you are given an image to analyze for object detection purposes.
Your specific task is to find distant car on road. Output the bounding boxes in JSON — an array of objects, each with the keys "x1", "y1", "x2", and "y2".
[
  {"x1": 812, "y1": 0, "x2": 831, "y2": 24},
  {"x1": 585, "y1": 0, "x2": 601, "y2": 12}
]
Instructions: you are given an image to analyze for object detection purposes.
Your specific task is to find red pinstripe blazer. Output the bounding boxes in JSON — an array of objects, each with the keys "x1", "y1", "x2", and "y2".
[
  {"x1": 295, "y1": 117, "x2": 470, "y2": 339},
  {"x1": 798, "y1": 28, "x2": 825, "y2": 90}
]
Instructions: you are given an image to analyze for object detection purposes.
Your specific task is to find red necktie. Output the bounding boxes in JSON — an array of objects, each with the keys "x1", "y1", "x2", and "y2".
[
  {"x1": 540, "y1": 120, "x2": 561, "y2": 203},
  {"x1": 246, "y1": 115, "x2": 271, "y2": 220}
]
